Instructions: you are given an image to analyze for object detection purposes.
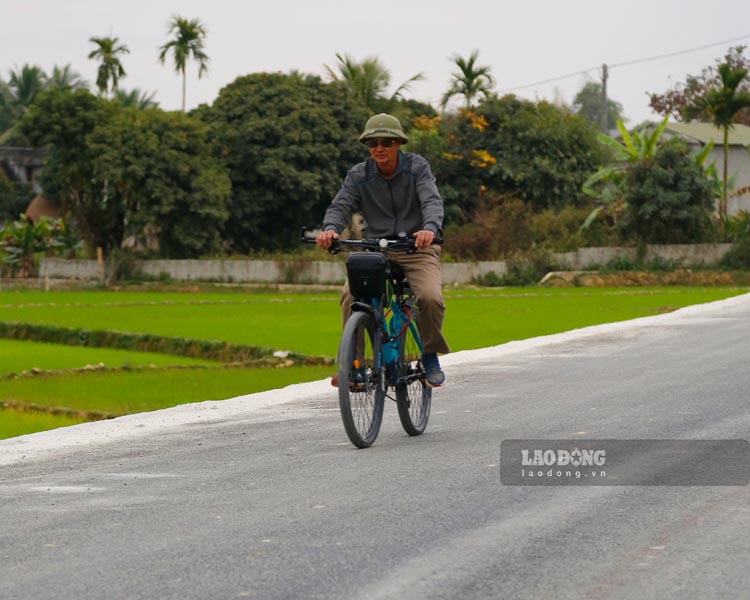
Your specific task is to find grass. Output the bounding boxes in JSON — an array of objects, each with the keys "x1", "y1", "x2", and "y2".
[
  {"x1": 0, "y1": 410, "x2": 88, "y2": 439},
  {"x1": 0, "y1": 339, "x2": 216, "y2": 376},
  {"x1": 0, "y1": 365, "x2": 332, "y2": 416}
]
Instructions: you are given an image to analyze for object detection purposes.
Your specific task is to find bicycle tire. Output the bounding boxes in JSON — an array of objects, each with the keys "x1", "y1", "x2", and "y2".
[
  {"x1": 337, "y1": 310, "x2": 385, "y2": 448},
  {"x1": 396, "y1": 317, "x2": 431, "y2": 436}
]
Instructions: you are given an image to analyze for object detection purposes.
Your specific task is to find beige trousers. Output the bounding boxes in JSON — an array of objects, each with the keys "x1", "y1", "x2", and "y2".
[{"x1": 339, "y1": 245, "x2": 450, "y2": 355}]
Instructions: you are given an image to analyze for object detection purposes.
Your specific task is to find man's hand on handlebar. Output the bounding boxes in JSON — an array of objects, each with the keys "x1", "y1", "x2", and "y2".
[
  {"x1": 316, "y1": 229, "x2": 339, "y2": 250},
  {"x1": 412, "y1": 229, "x2": 435, "y2": 250}
]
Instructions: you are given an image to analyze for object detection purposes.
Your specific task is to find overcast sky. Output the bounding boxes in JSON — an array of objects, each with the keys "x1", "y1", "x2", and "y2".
[{"x1": 3, "y1": 0, "x2": 750, "y2": 125}]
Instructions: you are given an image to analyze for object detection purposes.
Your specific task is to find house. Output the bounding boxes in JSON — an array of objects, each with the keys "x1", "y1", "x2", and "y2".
[
  {"x1": 0, "y1": 146, "x2": 45, "y2": 194},
  {"x1": 25, "y1": 194, "x2": 63, "y2": 222},
  {"x1": 661, "y1": 121, "x2": 750, "y2": 214}
]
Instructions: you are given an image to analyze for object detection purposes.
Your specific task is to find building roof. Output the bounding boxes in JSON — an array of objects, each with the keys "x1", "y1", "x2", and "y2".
[
  {"x1": 25, "y1": 195, "x2": 62, "y2": 222},
  {"x1": 664, "y1": 122, "x2": 750, "y2": 147}
]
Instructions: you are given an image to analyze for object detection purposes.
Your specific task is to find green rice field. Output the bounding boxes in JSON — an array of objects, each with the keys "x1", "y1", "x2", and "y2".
[
  {"x1": 1, "y1": 285, "x2": 747, "y2": 440},
  {"x1": 0, "y1": 339, "x2": 215, "y2": 376}
]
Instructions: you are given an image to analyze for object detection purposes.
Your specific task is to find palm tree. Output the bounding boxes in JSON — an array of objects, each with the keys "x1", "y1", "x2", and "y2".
[
  {"x1": 0, "y1": 78, "x2": 13, "y2": 133},
  {"x1": 45, "y1": 64, "x2": 88, "y2": 91},
  {"x1": 325, "y1": 53, "x2": 424, "y2": 112},
  {"x1": 88, "y1": 36, "x2": 130, "y2": 98},
  {"x1": 158, "y1": 16, "x2": 209, "y2": 112},
  {"x1": 441, "y1": 50, "x2": 494, "y2": 110},
  {"x1": 115, "y1": 87, "x2": 158, "y2": 109},
  {"x1": 8, "y1": 64, "x2": 46, "y2": 110},
  {"x1": 0, "y1": 65, "x2": 46, "y2": 142},
  {"x1": 686, "y1": 62, "x2": 750, "y2": 219}
]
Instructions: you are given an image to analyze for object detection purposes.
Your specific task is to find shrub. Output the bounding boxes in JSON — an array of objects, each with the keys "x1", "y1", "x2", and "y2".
[
  {"x1": 722, "y1": 210, "x2": 750, "y2": 243},
  {"x1": 598, "y1": 255, "x2": 683, "y2": 273},
  {"x1": 720, "y1": 239, "x2": 750, "y2": 268},
  {"x1": 621, "y1": 139, "x2": 715, "y2": 243},
  {"x1": 472, "y1": 247, "x2": 559, "y2": 286},
  {"x1": 444, "y1": 194, "x2": 532, "y2": 260},
  {"x1": 530, "y1": 204, "x2": 619, "y2": 251},
  {"x1": 0, "y1": 215, "x2": 71, "y2": 277}
]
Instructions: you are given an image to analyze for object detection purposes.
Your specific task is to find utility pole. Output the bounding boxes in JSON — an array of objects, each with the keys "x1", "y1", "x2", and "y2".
[{"x1": 600, "y1": 63, "x2": 609, "y2": 133}]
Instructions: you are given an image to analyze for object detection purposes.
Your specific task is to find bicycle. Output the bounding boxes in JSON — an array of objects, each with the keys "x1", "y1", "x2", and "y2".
[{"x1": 303, "y1": 233, "x2": 439, "y2": 448}]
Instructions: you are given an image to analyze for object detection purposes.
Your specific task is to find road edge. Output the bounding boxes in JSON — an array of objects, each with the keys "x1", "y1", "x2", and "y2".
[{"x1": 2, "y1": 292, "x2": 748, "y2": 467}]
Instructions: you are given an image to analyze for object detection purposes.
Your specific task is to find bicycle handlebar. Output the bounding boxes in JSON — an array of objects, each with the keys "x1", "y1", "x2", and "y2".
[{"x1": 301, "y1": 230, "x2": 443, "y2": 255}]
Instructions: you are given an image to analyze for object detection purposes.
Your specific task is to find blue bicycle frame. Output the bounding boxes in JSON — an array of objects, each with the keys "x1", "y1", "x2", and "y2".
[{"x1": 376, "y1": 284, "x2": 424, "y2": 387}]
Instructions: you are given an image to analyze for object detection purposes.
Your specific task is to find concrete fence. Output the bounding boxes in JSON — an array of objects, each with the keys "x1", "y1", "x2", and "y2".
[{"x1": 38, "y1": 243, "x2": 734, "y2": 286}]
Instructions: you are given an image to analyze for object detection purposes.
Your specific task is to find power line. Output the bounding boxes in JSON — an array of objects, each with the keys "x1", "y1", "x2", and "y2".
[
  {"x1": 610, "y1": 34, "x2": 750, "y2": 69},
  {"x1": 498, "y1": 34, "x2": 750, "y2": 94},
  {"x1": 497, "y1": 67, "x2": 598, "y2": 94}
]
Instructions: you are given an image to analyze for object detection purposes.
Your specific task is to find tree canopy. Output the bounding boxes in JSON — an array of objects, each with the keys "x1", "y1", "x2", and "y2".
[
  {"x1": 20, "y1": 88, "x2": 229, "y2": 257},
  {"x1": 573, "y1": 81, "x2": 625, "y2": 131},
  {"x1": 436, "y1": 95, "x2": 607, "y2": 221},
  {"x1": 649, "y1": 46, "x2": 750, "y2": 125},
  {"x1": 623, "y1": 139, "x2": 715, "y2": 243},
  {"x1": 195, "y1": 72, "x2": 369, "y2": 251}
]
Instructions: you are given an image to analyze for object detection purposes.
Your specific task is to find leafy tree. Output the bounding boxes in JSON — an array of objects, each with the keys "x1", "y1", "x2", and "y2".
[
  {"x1": 649, "y1": 46, "x2": 750, "y2": 125},
  {"x1": 573, "y1": 81, "x2": 625, "y2": 130},
  {"x1": 439, "y1": 95, "x2": 606, "y2": 220},
  {"x1": 441, "y1": 49, "x2": 494, "y2": 109},
  {"x1": 195, "y1": 72, "x2": 368, "y2": 251},
  {"x1": 622, "y1": 138, "x2": 715, "y2": 243},
  {"x1": 115, "y1": 88, "x2": 158, "y2": 109},
  {"x1": 20, "y1": 88, "x2": 228, "y2": 257},
  {"x1": 324, "y1": 53, "x2": 423, "y2": 113},
  {"x1": 20, "y1": 88, "x2": 122, "y2": 251},
  {"x1": 685, "y1": 62, "x2": 750, "y2": 220},
  {"x1": 158, "y1": 16, "x2": 209, "y2": 112},
  {"x1": 88, "y1": 107, "x2": 230, "y2": 257},
  {"x1": 407, "y1": 115, "x2": 446, "y2": 169},
  {"x1": 88, "y1": 36, "x2": 130, "y2": 98}
]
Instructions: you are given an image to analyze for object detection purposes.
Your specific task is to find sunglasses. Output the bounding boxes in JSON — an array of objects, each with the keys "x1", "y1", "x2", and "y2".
[{"x1": 366, "y1": 138, "x2": 396, "y2": 149}]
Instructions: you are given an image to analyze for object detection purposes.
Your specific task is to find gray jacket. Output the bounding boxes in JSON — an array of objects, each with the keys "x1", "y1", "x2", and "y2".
[{"x1": 323, "y1": 151, "x2": 444, "y2": 238}]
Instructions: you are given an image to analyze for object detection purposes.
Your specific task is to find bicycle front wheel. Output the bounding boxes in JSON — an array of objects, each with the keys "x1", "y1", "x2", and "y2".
[
  {"x1": 337, "y1": 310, "x2": 385, "y2": 448},
  {"x1": 396, "y1": 318, "x2": 432, "y2": 436}
]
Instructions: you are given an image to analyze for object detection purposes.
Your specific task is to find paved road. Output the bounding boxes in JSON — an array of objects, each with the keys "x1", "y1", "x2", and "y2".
[{"x1": 2, "y1": 295, "x2": 749, "y2": 600}]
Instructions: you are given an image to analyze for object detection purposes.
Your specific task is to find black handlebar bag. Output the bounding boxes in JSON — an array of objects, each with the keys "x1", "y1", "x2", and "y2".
[{"x1": 345, "y1": 252, "x2": 388, "y2": 300}]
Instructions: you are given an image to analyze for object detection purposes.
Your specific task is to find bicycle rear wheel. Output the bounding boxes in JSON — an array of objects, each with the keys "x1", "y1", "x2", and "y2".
[
  {"x1": 396, "y1": 318, "x2": 432, "y2": 436},
  {"x1": 337, "y1": 310, "x2": 385, "y2": 448}
]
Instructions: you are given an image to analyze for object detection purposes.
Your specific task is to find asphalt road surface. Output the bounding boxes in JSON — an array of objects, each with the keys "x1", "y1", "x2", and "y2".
[{"x1": 2, "y1": 294, "x2": 749, "y2": 600}]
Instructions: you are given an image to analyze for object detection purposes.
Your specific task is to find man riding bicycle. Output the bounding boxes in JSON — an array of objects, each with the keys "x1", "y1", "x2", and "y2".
[{"x1": 316, "y1": 113, "x2": 449, "y2": 386}]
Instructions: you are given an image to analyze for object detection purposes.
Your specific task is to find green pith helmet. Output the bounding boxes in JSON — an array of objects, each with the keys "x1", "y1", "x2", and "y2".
[{"x1": 358, "y1": 113, "x2": 408, "y2": 144}]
